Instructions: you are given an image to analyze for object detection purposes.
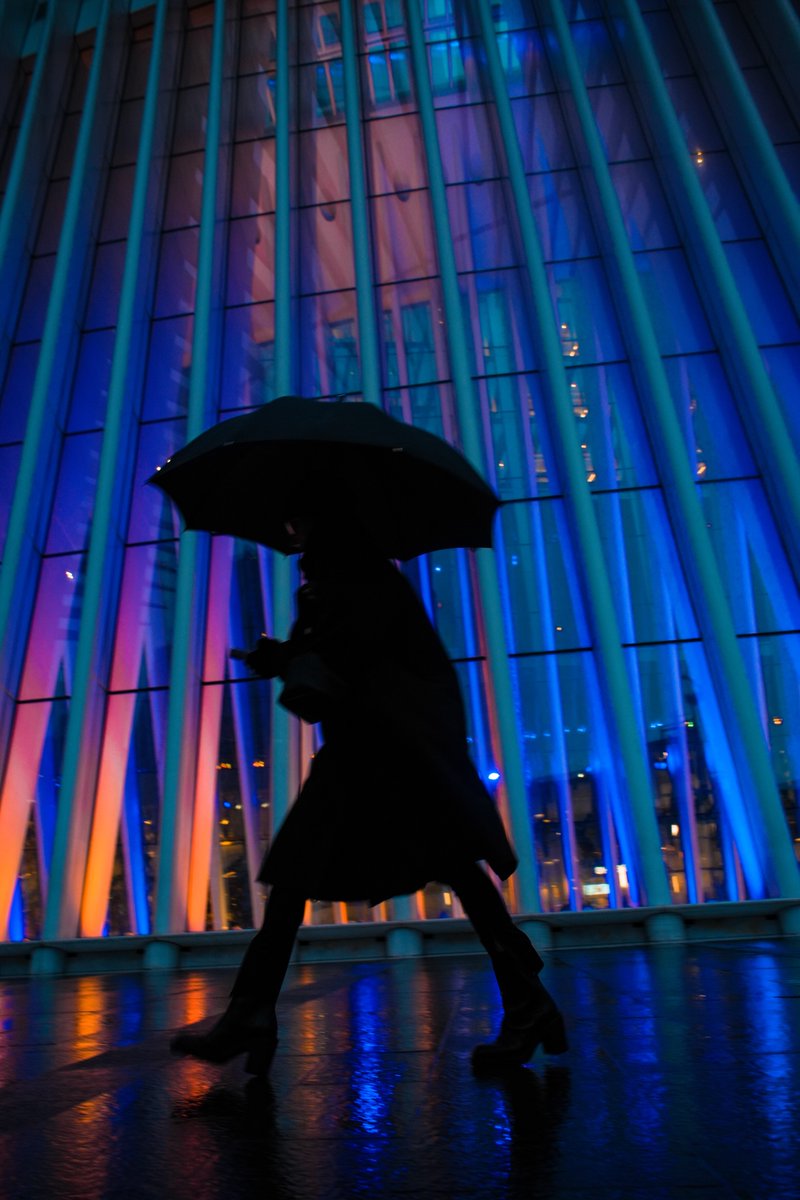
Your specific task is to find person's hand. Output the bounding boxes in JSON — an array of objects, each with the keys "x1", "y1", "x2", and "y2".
[{"x1": 240, "y1": 635, "x2": 286, "y2": 678}]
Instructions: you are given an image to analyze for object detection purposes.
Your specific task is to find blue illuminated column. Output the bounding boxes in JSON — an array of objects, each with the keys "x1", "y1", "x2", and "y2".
[
  {"x1": 406, "y1": 0, "x2": 540, "y2": 914},
  {"x1": 269, "y1": 0, "x2": 298, "y2": 855},
  {"x1": 673, "y1": 0, "x2": 800, "y2": 309},
  {"x1": 43, "y1": 0, "x2": 178, "y2": 939},
  {"x1": 539, "y1": 0, "x2": 800, "y2": 909},
  {"x1": 470, "y1": 0, "x2": 671, "y2": 908},
  {"x1": 0, "y1": 0, "x2": 78, "y2": 762},
  {"x1": 0, "y1": 0, "x2": 127, "y2": 925},
  {"x1": 154, "y1": 0, "x2": 228, "y2": 935},
  {"x1": 0, "y1": 1, "x2": 74, "y2": 391},
  {"x1": 607, "y1": 0, "x2": 800, "y2": 581}
]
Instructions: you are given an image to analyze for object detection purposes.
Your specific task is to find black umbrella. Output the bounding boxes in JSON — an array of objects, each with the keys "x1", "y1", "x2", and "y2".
[{"x1": 148, "y1": 395, "x2": 499, "y2": 560}]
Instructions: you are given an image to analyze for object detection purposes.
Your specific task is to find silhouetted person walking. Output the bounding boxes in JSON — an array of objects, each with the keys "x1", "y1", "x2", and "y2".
[{"x1": 171, "y1": 514, "x2": 566, "y2": 1074}]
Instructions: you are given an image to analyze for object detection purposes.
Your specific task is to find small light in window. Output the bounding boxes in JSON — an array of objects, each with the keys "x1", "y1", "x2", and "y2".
[
  {"x1": 65, "y1": 571, "x2": 74, "y2": 580},
  {"x1": 487, "y1": 771, "x2": 501, "y2": 782}
]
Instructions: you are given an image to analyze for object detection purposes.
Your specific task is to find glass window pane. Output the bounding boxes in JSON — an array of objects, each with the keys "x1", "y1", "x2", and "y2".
[
  {"x1": 528, "y1": 170, "x2": 599, "y2": 261},
  {"x1": 566, "y1": 362, "x2": 660, "y2": 490},
  {"x1": 98, "y1": 164, "x2": 135, "y2": 241},
  {"x1": 221, "y1": 301, "x2": 275, "y2": 412},
  {"x1": 235, "y1": 72, "x2": 276, "y2": 140},
  {"x1": 123, "y1": 32, "x2": 153, "y2": 99},
  {"x1": 417, "y1": 548, "x2": 481, "y2": 659},
  {"x1": 698, "y1": 479, "x2": 800, "y2": 636},
  {"x1": 476, "y1": 373, "x2": 559, "y2": 500},
  {"x1": 16, "y1": 255, "x2": 55, "y2": 342},
  {"x1": 609, "y1": 161, "x2": 680, "y2": 251},
  {"x1": 571, "y1": 20, "x2": 624, "y2": 87},
  {"x1": 428, "y1": 38, "x2": 476, "y2": 108},
  {"x1": 490, "y1": 0, "x2": 541, "y2": 33},
  {"x1": 298, "y1": 290, "x2": 361, "y2": 397},
  {"x1": 499, "y1": 499, "x2": 591, "y2": 653},
  {"x1": 436, "y1": 104, "x2": 501, "y2": 183},
  {"x1": 68, "y1": 329, "x2": 114, "y2": 432},
  {"x1": 383, "y1": 379, "x2": 456, "y2": 442},
  {"x1": 110, "y1": 542, "x2": 179, "y2": 690},
  {"x1": 634, "y1": 248, "x2": 715, "y2": 355},
  {"x1": 633, "y1": 640, "x2": 746, "y2": 903},
  {"x1": 642, "y1": 10, "x2": 692, "y2": 76},
  {"x1": 448, "y1": 181, "x2": 519, "y2": 273},
  {"x1": 143, "y1": 316, "x2": 193, "y2": 421},
  {"x1": 0, "y1": 444, "x2": 22, "y2": 559},
  {"x1": 111, "y1": 98, "x2": 144, "y2": 166},
  {"x1": 661, "y1": 352, "x2": 756, "y2": 481},
  {"x1": 469, "y1": 269, "x2": 538, "y2": 375},
  {"x1": 761, "y1": 344, "x2": 800, "y2": 450},
  {"x1": 1, "y1": 342, "x2": 40, "y2": 442},
  {"x1": 366, "y1": 114, "x2": 425, "y2": 195},
  {"x1": 298, "y1": 126, "x2": 349, "y2": 205},
  {"x1": 154, "y1": 228, "x2": 200, "y2": 317},
  {"x1": 45, "y1": 432, "x2": 102, "y2": 554},
  {"x1": 499, "y1": 28, "x2": 553, "y2": 97},
  {"x1": 84, "y1": 241, "x2": 126, "y2": 330},
  {"x1": 19, "y1": 555, "x2": 85, "y2": 699},
  {"x1": 591, "y1": 489, "x2": 699, "y2": 642},
  {"x1": 547, "y1": 258, "x2": 626, "y2": 364},
  {"x1": 179, "y1": 25, "x2": 213, "y2": 88},
  {"x1": 239, "y1": 12, "x2": 277, "y2": 74},
  {"x1": 723, "y1": 240, "x2": 800, "y2": 345},
  {"x1": 516, "y1": 650, "x2": 629, "y2": 912},
  {"x1": 34, "y1": 179, "x2": 69, "y2": 255},
  {"x1": 298, "y1": 202, "x2": 356, "y2": 293},
  {"x1": 776, "y1": 143, "x2": 800, "y2": 200},
  {"x1": 127, "y1": 420, "x2": 187, "y2": 543},
  {"x1": 172, "y1": 86, "x2": 209, "y2": 154},
  {"x1": 742, "y1": 67, "x2": 799, "y2": 143},
  {"x1": 52, "y1": 113, "x2": 80, "y2": 179},
  {"x1": 589, "y1": 84, "x2": 650, "y2": 162},
  {"x1": 664, "y1": 78, "x2": 725, "y2": 154},
  {"x1": 231, "y1": 139, "x2": 276, "y2": 215},
  {"x1": 695, "y1": 152, "x2": 760, "y2": 241},
  {"x1": 372, "y1": 191, "x2": 436, "y2": 283},
  {"x1": 714, "y1": 2, "x2": 763, "y2": 69},
  {"x1": 379, "y1": 280, "x2": 448, "y2": 389},
  {"x1": 514, "y1": 94, "x2": 576, "y2": 173},
  {"x1": 163, "y1": 152, "x2": 204, "y2": 229},
  {"x1": 227, "y1": 214, "x2": 276, "y2": 304}
]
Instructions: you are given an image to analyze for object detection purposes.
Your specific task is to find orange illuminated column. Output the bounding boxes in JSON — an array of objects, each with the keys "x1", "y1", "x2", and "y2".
[
  {"x1": 186, "y1": 536, "x2": 234, "y2": 932},
  {"x1": 79, "y1": 544, "x2": 162, "y2": 936},
  {"x1": 0, "y1": 561, "x2": 81, "y2": 939}
]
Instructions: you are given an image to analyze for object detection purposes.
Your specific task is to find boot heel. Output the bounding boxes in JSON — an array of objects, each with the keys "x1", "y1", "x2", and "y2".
[
  {"x1": 244, "y1": 1033, "x2": 278, "y2": 1076},
  {"x1": 541, "y1": 1013, "x2": 568, "y2": 1055}
]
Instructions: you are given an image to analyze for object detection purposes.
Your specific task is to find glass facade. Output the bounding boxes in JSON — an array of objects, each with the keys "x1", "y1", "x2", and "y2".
[{"x1": 0, "y1": 0, "x2": 798, "y2": 943}]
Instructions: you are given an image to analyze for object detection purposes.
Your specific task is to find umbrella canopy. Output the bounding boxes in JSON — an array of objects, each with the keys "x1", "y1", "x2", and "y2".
[{"x1": 148, "y1": 396, "x2": 500, "y2": 560}]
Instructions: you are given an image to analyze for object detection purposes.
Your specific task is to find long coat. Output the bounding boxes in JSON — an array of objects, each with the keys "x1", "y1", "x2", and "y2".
[{"x1": 256, "y1": 538, "x2": 518, "y2": 903}]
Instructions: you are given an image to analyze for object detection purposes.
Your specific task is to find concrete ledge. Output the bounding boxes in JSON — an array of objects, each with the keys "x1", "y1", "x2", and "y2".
[{"x1": 2, "y1": 899, "x2": 799, "y2": 978}]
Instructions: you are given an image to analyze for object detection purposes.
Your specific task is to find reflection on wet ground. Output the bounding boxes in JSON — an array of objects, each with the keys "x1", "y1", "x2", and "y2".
[{"x1": 1, "y1": 939, "x2": 799, "y2": 1198}]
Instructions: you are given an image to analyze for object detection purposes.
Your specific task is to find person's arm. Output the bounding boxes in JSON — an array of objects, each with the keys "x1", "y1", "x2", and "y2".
[{"x1": 231, "y1": 635, "x2": 292, "y2": 679}]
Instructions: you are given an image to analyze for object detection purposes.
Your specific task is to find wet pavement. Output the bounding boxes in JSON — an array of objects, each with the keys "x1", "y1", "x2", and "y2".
[{"x1": 1, "y1": 938, "x2": 799, "y2": 1199}]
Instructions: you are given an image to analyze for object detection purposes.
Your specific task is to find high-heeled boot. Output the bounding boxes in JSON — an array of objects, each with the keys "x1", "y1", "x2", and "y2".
[
  {"x1": 472, "y1": 932, "x2": 568, "y2": 1072},
  {"x1": 170, "y1": 996, "x2": 278, "y2": 1075}
]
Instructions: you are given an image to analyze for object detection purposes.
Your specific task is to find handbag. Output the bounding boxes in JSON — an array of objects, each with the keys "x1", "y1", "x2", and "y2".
[{"x1": 278, "y1": 651, "x2": 347, "y2": 724}]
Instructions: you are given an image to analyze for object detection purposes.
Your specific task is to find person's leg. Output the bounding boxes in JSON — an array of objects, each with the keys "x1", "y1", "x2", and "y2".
[
  {"x1": 445, "y1": 862, "x2": 567, "y2": 1069},
  {"x1": 230, "y1": 884, "x2": 307, "y2": 1004},
  {"x1": 171, "y1": 885, "x2": 306, "y2": 1074}
]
